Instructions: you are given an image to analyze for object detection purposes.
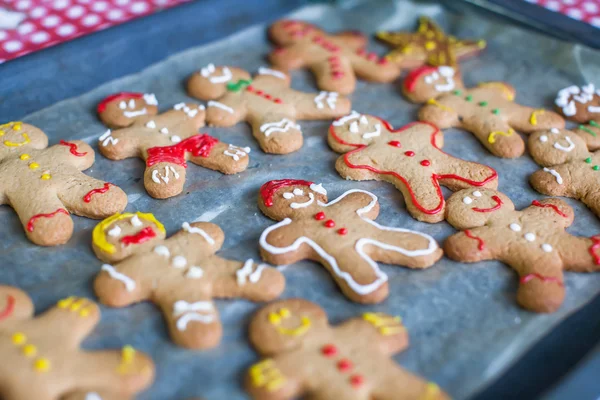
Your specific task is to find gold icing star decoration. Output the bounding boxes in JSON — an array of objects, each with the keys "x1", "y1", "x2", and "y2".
[{"x1": 376, "y1": 16, "x2": 486, "y2": 68}]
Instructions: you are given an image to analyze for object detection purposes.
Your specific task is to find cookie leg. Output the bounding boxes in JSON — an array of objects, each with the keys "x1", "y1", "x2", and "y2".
[
  {"x1": 58, "y1": 176, "x2": 127, "y2": 218},
  {"x1": 563, "y1": 236, "x2": 600, "y2": 273},
  {"x1": 143, "y1": 162, "x2": 187, "y2": 199},
  {"x1": 9, "y1": 192, "x2": 73, "y2": 246},
  {"x1": 367, "y1": 225, "x2": 442, "y2": 268},
  {"x1": 61, "y1": 391, "x2": 132, "y2": 400},
  {"x1": 94, "y1": 262, "x2": 152, "y2": 307},
  {"x1": 250, "y1": 114, "x2": 303, "y2": 154},
  {"x1": 374, "y1": 367, "x2": 449, "y2": 400},
  {"x1": 466, "y1": 119, "x2": 526, "y2": 158},
  {"x1": 529, "y1": 164, "x2": 572, "y2": 197},
  {"x1": 437, "y1": 157, "x2": 498, "y2": 191},
  {"x1": 514, "y1": 259, "x2": 565, "y2": 313},
  {"x1": 309, "y1": 58, "x2": 356, "y2": 95}
]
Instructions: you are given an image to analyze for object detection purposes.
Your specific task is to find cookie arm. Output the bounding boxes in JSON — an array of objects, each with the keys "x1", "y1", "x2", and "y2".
[
  {"x1": 35, "y1": 297, "x2": 100, "y2": 345},
  {"x1": 0, "y1": 285, "x2": 34, "y2": 325},
  {"x1": 529, "y1": 163, "x2": 576, "y2": 198},
  {"x1": 245, "y1": 356, "x2": 304, "y2": 400},
  {"x1": 248, "y1": 114, "x2": 303, "y2": 154},
  {"x1": 259, "y1": 219, "x2": 311, "y2": 266},
  {"x1": 373, "y1": 366, "x2": 450, "y2": 400},
  {"x1": 97, "y1": 126, "x2": 142, "y2": 161},
  {"x1": 436, "y1": 156, "x2": 498, "y2": 191},
  {"x1": 525, "y1": 198, "x2": 574, "y2": 228},
  {"x1": 443, "y1": 228, "x2": 496, "y2": 263},
  {"x1": 44, "y1": 140, "x2": 95, "y2": 171},
  {"x1": 188, "y1": 139, "x2": 250, "y2": 174},
  {"x1": 292, "y1": 90, "x2": 352, "y2": 120},
  {"x1": 561, "y1": 235, "x2": 600, "y2": 273},
  {"x1": 94, "y1": 255, "x2": 156, "y2": 308},
  {"x1": 308, "y1": 58, "x2": 357, "y2": 95},
  {"x1": 347, "y1": 52, "x2": 401, "y2": 83},
  {"x1": 57, "y1": 175, "x2": 127, "y2": 219},
  {"x1": 336, "y1": 313, "x2": 409, "y2": 355},
  {"x1": 461, "y1": 115, "x2": 526, "y2": 158},
  {"x1": 507, "y1": 104, "x2": 565, "y2": 134}
]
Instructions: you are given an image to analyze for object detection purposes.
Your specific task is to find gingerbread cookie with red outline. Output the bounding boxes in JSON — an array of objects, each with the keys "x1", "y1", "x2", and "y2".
[
  {"x1": 444, "y1": 188, "x2": 600, "y2": 313},
  {"x1": 245, "y1": 298, "x2": 449, "y2": 400},
  {"x1": 96, "y1": 92, "x2": 249, "y2": 199},
  {"x1": 328, "y1": 112, "x2": 498, "y2": 223},
  {"x1": 554, "y1": 84, "x2": 600, "y2": 150},
  {"x1": 529, "y1": 128, "x2": 600, "y2": 219},
  {"x1": 0, "y1": 121, "x2": 127, "y2": 246},
  {"x1": 94, "y1": 215, "x2": 285, "y2": 349},
  {"x1": 187, "y1": 64, "x2": 351, "y2": 154},
  {"x1": 267, "y1": 20, "x2": 401, "y2": 95},
  {"x1": 404, "y1": 65, "x2": 565, "y2": 158},
  {"x1": 0, "y1": 285, "x2": 154, "y2": 400},
  {"x1": 258, "y1": 179, "x2": 442, "y2": 304}
]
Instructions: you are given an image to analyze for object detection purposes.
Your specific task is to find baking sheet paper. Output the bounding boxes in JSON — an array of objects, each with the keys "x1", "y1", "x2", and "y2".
[{"x1": 2, "y1": 1, "x2": 600, "y2": 399}]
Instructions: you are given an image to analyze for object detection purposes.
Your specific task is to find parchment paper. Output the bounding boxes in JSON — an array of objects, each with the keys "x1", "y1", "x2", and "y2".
[{"x1": 2, "y1": 1, "x2": 600, "y2": 399}]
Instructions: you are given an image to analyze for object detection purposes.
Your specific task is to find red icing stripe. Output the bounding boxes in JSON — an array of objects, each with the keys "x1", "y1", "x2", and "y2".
[
  {"x1": 0, "y1": 295, "x2": 15, "y2": 321},
  {"x1": 329, "y1": 120, "x2": 497, "y2": 215},
  {"x1": 472, "y1": 195, "x2": 503, "y2": 213},
  {"x1": 59, "y1": 140, "x2": 88, "y2": 157},
  {"x1": 97, "y1": 92, "x2": 143, "y2": 113},
  {"x1": 404, "y1": 66, "x2": 439, "y2": 93},
  {"x1": 27, "y1": 209, "x2": 69, "y2": 232},
  {"x1": 146, "y1": 134, "x2": 218, "y2": 168},
  {"x1": 520, "y1": 273, "x2": 564, "y2": 287},
  {"x1": 260, "y1": 179, "x2": 314, "y2": 207},
  {"x1": 83, "y1": 183, "x2": 112, "y2": 203},
  {"x1": 120, "y1": 227, "x2": 156, "y2": 246},
  {"x1": 530, "y1": 200, "x2": 568, "y2": 218},
  {"x1": 589, "y1": 235, "x2": 600, "y2": 265},
  {"x1": 464, "y1": 229, "x2": 485, "y2": 251}
]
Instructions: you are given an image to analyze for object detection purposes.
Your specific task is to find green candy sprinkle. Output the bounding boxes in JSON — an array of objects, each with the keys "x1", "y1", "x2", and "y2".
[
  {"x1": 492, "y1": 108, "x2": 500, "y2": 115},
  {"x1": 585, "y1": 157, "x2": 592, "y2": 163},
  {"x1": 452, "y1": 90, "x2": 462, "y2": 95},
  {"x1": 465, "y1": 95, "x2": 473, "y2": 102},
  {"x1": 478, "y1": 101, "x2": 488, "y2": 107},
  {"x1": 594, "y1": 165, "x2": 599, "y2": 171}
]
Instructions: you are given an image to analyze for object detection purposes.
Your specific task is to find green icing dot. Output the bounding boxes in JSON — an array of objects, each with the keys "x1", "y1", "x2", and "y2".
[
  {"x1": 478, "y1": 101, "x2": 488, "y2": 107},
  {"x1": 492, "y1": 108, "x2": 500, "y2": 115},
  {"x1": 594, "y1": 165, "x2": 599, "y2": 171},
  {"x1": 452, "y1": 90, "x2": 462, "y2": 95},
  {"x1": 585, "y1": 157, "x2": 592, "y2": 163},
  {"x1": 465, "y1": 95, "x2": 473, "y2": 102}
]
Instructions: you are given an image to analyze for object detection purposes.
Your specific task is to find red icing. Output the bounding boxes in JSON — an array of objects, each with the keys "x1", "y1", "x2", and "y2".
[
  {"x1": 337, "y1": 228, "x2": 348, "y2": 235},
  {"x1": 520, "y1": 273, "x2": 564, "y2": 287},
  {"x1": 464, "y1": 229, "x2": 485, "y2": 251},
  {"x1": 97, "y1": 92, "x2": 143, "y2": 113},
  {"x1": 321, "y1": 344, "x2": 337, "y2": 357},
  {"x1": 146, "y1": 134, "x2": 218, "y2": 168},
  {"x1": 325, "y1": 219, "x2": 336, "y2": 228},
  {"x1": 120, "y1": 226, "x2": 156, "y2": 246},
  {"x1": 329, "y1": 120, "x2": 497, "y2": 215},
  {"x1": 589, "y1": 235, "x2": 600, "y2": 265},
  {"x1": 0, "y1": 295, "x2": 15, "y2": 321},
  {"x1": 312, "y1": 35, "x2": 340, "y2": 52},
  {"x1": 350, "y1": 375, "x2": 364, "y2": 388},
  {"x1": 404, "y1": 66, "x2": 439, "y2": 93},
  {"x1": 338, "y1": 359, "x2": 352, "y2": 372},
  {"x1": 420, "y1": 160, "x2": 431, "y2": 167},
  {"x1": 246, "y1": 85, "x2": 283, "y2": 104},
  {"x1": 83, "y1": 183, "x2": 112, "y2": 203},
  {"x1": 404, "y1": 151, "x2": 415, "y2": 157},
  {"x1": 315, "y1": 211, "x2": 326, "y2": 220},
  {"x1": 388, "y1": 141, "x2": 401, "y2": 148},
  {"x1": 59, "y1": 140, "x2": 87, "y2": 157},
  {"x1": 472, "y1": 195, "x2": 503, "y2": 213},
  {"x1": 27, "y1": 209, "x2": 69, "y2": 232},
  {"x1": 260, "y1": 179, "x2": 314, "y2": 207},
  {"x1": 530, "y1": 200, "x2": 568, "y2": 218}
]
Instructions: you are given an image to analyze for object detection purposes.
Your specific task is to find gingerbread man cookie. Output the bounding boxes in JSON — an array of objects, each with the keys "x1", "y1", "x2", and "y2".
[
  {"x1": 406, "y1": 66, "x2": 565, "y2": 158},
  {"x1": 187, "y1": 64, "x2": 351, "y2": 154},
  {"x1": 97, "y1": 92, "x2": 159, "y2": 129},
  {"x1": 0, "y1": 285, "x2": 154, "y2": 400},
  {"x1": 529, "y1": 128, "x2": 600, "y2": 218},
  {"x1": 96, "y1": 93, "x2": 249, "y2": 199},
  {"x1": 0, "y1": 121, "x2": 127, "y2": 246},
  {"x1": 245, "y1": 298, "x2": 448, "y2": 400},
  {"x1": 444, "y1": 188, "x2": 600, "y2": 313},
  {"x1": 258, "y1": 180, "x2": 442, "y2": 304},
  {"x1": 94, "y1": 218, "x2": 285, "y2": 349},
  {"x1": 267, "y1": 20, "x2": 401, "y2": 95},
  {"x1": 554, "y1": 84, "x2": 600, "y2": 150},
  {"x1": 376, "y1": 16, "x2": 486, "y2": 68},
  {"x1": 328, "y1": 113, "x2": 498, "y2": 223}
]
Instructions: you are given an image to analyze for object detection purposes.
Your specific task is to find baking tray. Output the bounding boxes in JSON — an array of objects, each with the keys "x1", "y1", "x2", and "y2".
[{"x1": 2, "y1": 1, "x2": 600, "y2": 399}]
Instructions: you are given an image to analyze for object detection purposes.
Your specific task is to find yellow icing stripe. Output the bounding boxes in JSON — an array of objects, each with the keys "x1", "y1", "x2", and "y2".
[
  {"x1": 92, "y1": 212, "x2": 165, "y2": 255},
  {"x1": 529, "y1": 109, "x2": 545, "y2": 126},
  {"x1": 4, "y1": 133, "x2": 30, "y2": 147},
  {"x1": 478, "y1": 83, "x2": 514, "y2": 101},
  {"x1": 420, "y1": 382, "x2": 441, "y2": 400},
  {"x1": 488, "y1": 128, "x2": 515, "y2": 144},
  {"x1": 426, "y1": 98, "x2": 454, "y2": 113}
]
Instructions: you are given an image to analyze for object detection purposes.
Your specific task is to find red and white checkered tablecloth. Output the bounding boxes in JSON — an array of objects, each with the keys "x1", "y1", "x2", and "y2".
[
  {"x1": 0, "y1": 0, "x2": 190, "y2": 63},
  {"x1": 526, "y1": 0, "x2": 600, "y2": 26}
]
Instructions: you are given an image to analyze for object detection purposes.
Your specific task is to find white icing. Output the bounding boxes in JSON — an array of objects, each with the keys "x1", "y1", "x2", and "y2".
[
  {"x1": 99, "y1": 130, "x2": 119, "y2": 147},
  {"x1": 258, "y1": 67, "x2": 286, "y2": 79},
  {"x1": 146, "y1": 120, "x2": 156, "y2": 129},
  {"x1": 186, "y1": 266, "x2": 204, "y2": 279},
  {"x1": 101, "y1": 264, "x2": 135, "y2": 292},
  {"x1": 236, "y1": 259, "x2": 254, "y2": 285},
  {"x1": 293, "y1": 188, "x2": 303, "y2": 196},
  {"x1": 85, "y1": 393, "x2": 102, "y2": 400},
  {"x1": 171, "y1": 135, "x2": 182, "y2": 143},
  {"x1": 119, "y1": 101, "x2": 126, "y2": 110},
  {"x1": 143, "y1": 93, "x2": 158, "y2": 106},
  {"x1": 314, "y1": 91, "x2": 338, "y2": 109},
  {"x1": 463, "y1": 196, "x2": 473, "y2": 205},
  {"x1": 562, "y1": 101, "x2": 577, "y2": 117},
  {"x1": 473, "y1": 191, "x2": 482, "y2": 197},
  {"x1": 551, "y1": 128, "x2": 560, "y2": 134},
  {"x1": 333, "y1": 110, "x2": 361, "y2": 126},
  {"x1": 173, "y1": 300, "x2": 215, "y2": 331},
  {"x1": 542, "y1": 243, "x2": 553, "y2": 252},
  {"x1": 130, "y1": 215, "x2": 142, "y2": 227},
  {"x1": 543, "y1": 167, "x2": 563, "y2": 184},
  {"x1": 362, "y1": 124, "x2": 381, "y2": 139},
  {"x1": 539, "y1": 135, "x2": 548, "y2": 143},
  {"x1": 181, "y1": 222, "x2": 215, "y2": 245},
  {"x1": 172, "y1": 255, "x2": 187, "y2": 269},
  {"x1": 208, "y1": 100, "x2": 234, "y2": 114},
  {"x1": 154, "y1": 245, "x2": 170, "y2": 257},
  {"x1": 123, "y1": 108, "x2": 147, "y2": 118},
  {"x1": 128, "y1": 99, "x2": 136, "y2": 109},
  {"x1": 524, "y1": 233, "x2": 536, "y2": 242},
  {"x1": 200, "y1": 64, "x2": 232, "y2": 84},
  {"x1": 290, "y1": 193, "x2": 314, "y2": 209},
  {"x1": 359, "y1": 115, "x2": 368, "y2": 125},
  {"x1": 553, "y1": 136, "x2": 575, "y2": 152},
  {"x1": 283, "y1": 192, "x2": 294, "y2": 199},
  {"x1": 260, "y1": 118, "x2": 300, "y2": 137},
  {"x1": 259, "y1": 189, "x2": 438, "y2": 295},
  {"x1": 588, "y1": 106, "x2": 600, "y2": 113},
  {"x1": 349, "y1": 121, "x2": 359, "y2": 133},
  {"x1": 160, "y1": 127, "x2": 169, "y2": 134},
  {"x1": 152, "y1": 166, "x2": 179, "y2": 184},
  {"x1": 107, "y1": 225, "x2": 121, "y2": 237},
  {"x1": 310, "y1": 183, "x2": 327, "y2": 196},
  {"x1": 509, "y1": 223, "x2": 521, "y2": 232},
  {"x1": 223, "y1": 144, "x2": 250, "y2": 161},
  {"x1": 200, "y1": 63, "x2": 215, "y2": 77}
]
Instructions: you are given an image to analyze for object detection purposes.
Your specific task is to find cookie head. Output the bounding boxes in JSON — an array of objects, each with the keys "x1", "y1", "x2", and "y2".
[
  {"x1": 528, "y1": 128, "x2": 588, "y2": 166},
  {"x1": 248, "y1": 299, "x2": 328, "y2": 355},
  {"x1": 555, "y1": 84, "x2": 600, "y2": 123},
  {"x1": 269, "y1": 20, "x2": 320, "y2": 45},
  {"x1": 258, "y1": 179, "x2": 328, "y2": 220},
  {"x1": 402, "y1": 65, "x2": 463, "y2": 103},
  {"x1": 446, "y1": 188, "x2": 514, "y2": 229},
  {"x1": 186, "y1": 64, "x2": 251, "y2": 101},
  {"x1": 97, "y1": 92, "x2": 159, "y2": 128},
  {"x1": 0, "y1": 121, "x2": 48, "y2": 154},
  {"x1": 92, "y1": 212, "x2": 166, "y2": 263}
]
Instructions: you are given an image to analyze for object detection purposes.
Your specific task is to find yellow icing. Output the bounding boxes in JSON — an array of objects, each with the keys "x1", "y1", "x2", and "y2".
[
  {"x1": 12, "y1": 332, "x2": 26, "y2": 345},
  {"x1": 4, "y1": 133, "x2": 30, "y2": 147},
  {"x1": 487, "y1": 128, "x2": 515, "y2": 144},
  {"x1": 249, "y1": 359, "x2": 286, "y2": 392},
  {"x1": 478, "y1": 82, "x2": 514, "y2": 101},
  {"x1": 19, "y1": 154, "x2": 30, "y2": 160},
  {"x1": 363, "y1": 312, "x2": 404, "y2": 336},
  {"x1": 117, "y1": 345, "x2": 136, "y2": 374},
  {"x1": 29, "y1": 162, "x2": 39, "y2": 170},
  {"x1": 22, "y1": 344, "x2": 37, "y2": 357},
  {"x1": 426, "y1": 98, "x2": 454, "y2": 113},
  {"x1": 92, "y1": 212, "x2": 165, "y2": 255},
  {"x1": 529, "y1": 109, "x2": 545, "y2": 126},
  {"x1": 34, "y1": 358, "x2": 51, "y2": 372},
  {"x1": 41, "y1": 173, "x2": 52, "y2": 180},
  {"x1": 268, "y1": 308, "x2": 312, "y2": 337}
]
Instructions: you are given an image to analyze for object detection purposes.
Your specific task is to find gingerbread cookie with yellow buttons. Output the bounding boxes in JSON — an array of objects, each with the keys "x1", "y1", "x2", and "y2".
[
  {"x1": 94, "y1": 216, "x2": 285, "y2": 349},
  {"x1": 0, "y1": 121, "x2": 127, "y2": 246},
  {"x1": 0, "y1": 285, "x2": 154, "y2": 400},
  {"x1": 405, "y1": 67, "x2": 565, "y2": 158},
  {"x1": 444, "y1": 188, "x2": 600, "y2": 313},
  {"x1": 245, "y1": 298, "x2": 448, "y2": 400},
  {"x1": 554, "y1": 84, "x2": 600, "y2": 150}
]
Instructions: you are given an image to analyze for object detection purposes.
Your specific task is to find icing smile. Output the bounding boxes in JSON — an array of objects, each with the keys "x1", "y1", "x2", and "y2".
[
  {"x1": 553, "y1": 136, "x2": 575, "y2": 152},
  {"x1": 435, "y1": 78, "x2": 455, "y2": 92},
  {"x1": 268, "y1": 307, "x2": 312, "y2": 336},
  {"x1": 472, "y1": 195, "x2": 503, "y2": 213},
  {"x1": 291, "y1": 193, "x2": 314, "y2": 209},
  {"x1": 120, "y1": 226, "x2": 156, "y2": 246},
  {"x1": 123, "y1": 108, "x2": 147, "y2": 118}
]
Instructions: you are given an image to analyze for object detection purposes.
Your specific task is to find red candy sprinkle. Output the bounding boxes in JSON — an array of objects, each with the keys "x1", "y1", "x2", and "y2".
[
  {"x1": 338, "y1": 359, "x2": 353, "y2": 372},
  {"x1": 404, "y1": 151, "x2": 415, "y2": 157},
  {"x1": 337, "y1": 228, "x2": 348, "y2": 235},
  {"x1": 314, "y1": 211, "x2": 326, "y2": 220},
  {"x1": 350, "y1": 375, "x2": 364, "y2": 387},
  {"x1": 324, "y1": 219, "x2": 336, "y2": 228},
  {"x1": 388, "y1": 140, "x2": 402, "y2": 147},
  {"x1": 321, "y1": 344, "x2": 337, "y2": 357},
  {"x1": 420, "y1": 160, "x2": 431, "y2": 166}
]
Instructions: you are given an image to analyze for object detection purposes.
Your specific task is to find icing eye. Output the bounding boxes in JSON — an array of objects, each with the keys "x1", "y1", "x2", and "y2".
[
  {"x1": 107, "y1": 225, "x2": 121, "y2": 237},
  {"x1": 524, "y1": 233, "x2": 536, "y2": 242},
  {"x1": 293, "y1": 188, "x2": 304, "y2": 196},
  {"x1": 432, "y1": 72, "x2": 439, "y2": 80},
  {"x1": 130, "y1": 215, "x2": 142, "y2": 227},
  {"x1": 473, "y1": 191, "x2": 482, "y2": 197},
  {"x1": 160, "y1": 127, "x2": 169, "y2": 134},
  {"x1": 550, "y1": 128, "x2": 560, "y2": 134},
  {"x1": 463, "y1": 196, "x2": 473, "y2": 205},
  {"x1": 129, "y1": 99, "x2": 136, "y2": 109},
  {"x1": 119, "y1": 101, "x2": 126, "y2": 110},
  {"x1": 283, "y1": 192, "x2": 294, "y2": 199},
  {"x1": 424, "y1": 76, "x2": 433, "y2": 84},
  {"x1": 539, "y1": 135, "x2": 548, "y2": 142},
  {"x1": 509, "y1": 223, "x2": 521, "y2": 232},
  {"x1": 541, "y1": 243, "x2": 553, "y2": 252}
]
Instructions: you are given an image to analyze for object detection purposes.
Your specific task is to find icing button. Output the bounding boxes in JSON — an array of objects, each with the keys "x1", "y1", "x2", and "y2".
[
  {"x1": 324, "y1": 220, "x2": 335, "y2": 228},
  {"x1": 321, "y1": 344, "x2": 337, "y2": 357},
  {"x1": 314, "y1": 211, "x2": 326, "y2": 221}
]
